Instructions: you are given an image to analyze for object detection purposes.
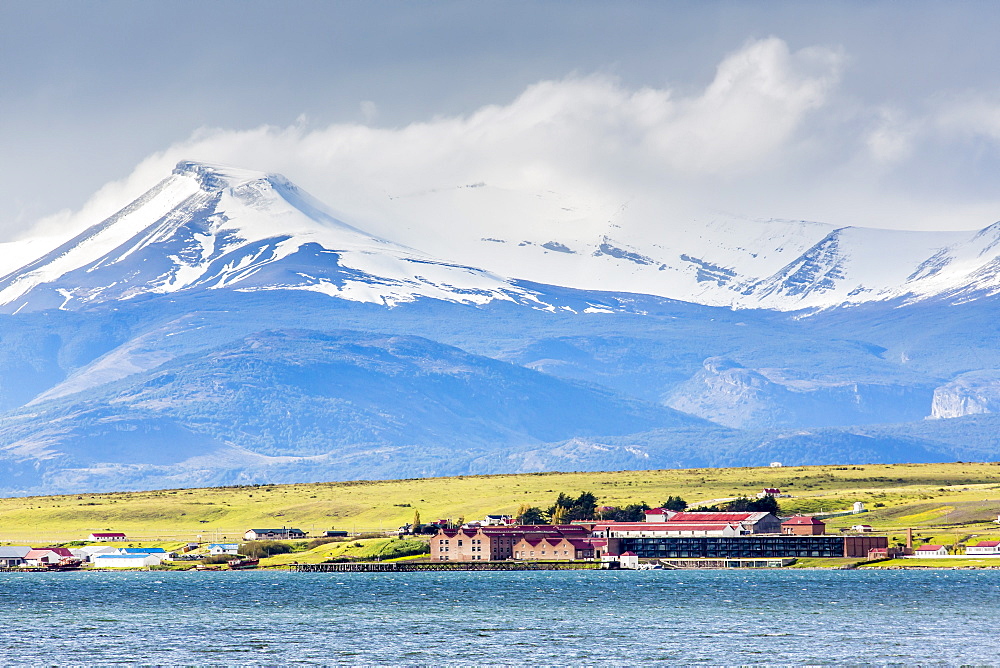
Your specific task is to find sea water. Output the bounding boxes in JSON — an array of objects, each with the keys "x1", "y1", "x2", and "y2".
[{"x1": 1, "y1": 568, "x2": 999, "y2": 665}]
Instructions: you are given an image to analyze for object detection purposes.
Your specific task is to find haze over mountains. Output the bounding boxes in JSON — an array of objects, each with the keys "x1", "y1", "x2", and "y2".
[{"x1": 0, "y1": 161, "x2": 997, "y2": 495}]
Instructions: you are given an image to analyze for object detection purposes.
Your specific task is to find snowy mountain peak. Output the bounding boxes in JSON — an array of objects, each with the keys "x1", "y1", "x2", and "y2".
[
  {"x1": 0, "y1": 161, "x2": 542, "y2": 313},
  {"x1": 172, "y1": 160, "x2": 273, "y2": 191}
]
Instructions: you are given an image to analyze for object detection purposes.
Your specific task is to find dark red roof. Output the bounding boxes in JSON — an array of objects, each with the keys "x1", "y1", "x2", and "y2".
[
  {"x1": 593, "y1": 521, "x2": 739, "y2": 531},
  {"x1": 782, "y1": 515, "x2": 825, "y2": 525},
  {"x1": 974, "y1": 540, "x2": 1000, "y2": 547},
  {"x1": 668, "y1": 512, "x2": 759, "y2": 522}
]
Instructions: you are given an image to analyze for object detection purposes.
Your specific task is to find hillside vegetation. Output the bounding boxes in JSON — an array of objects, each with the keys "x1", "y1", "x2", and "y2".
[{"x1": 1, "y1": 462, "x2": 999, "y2": 544}]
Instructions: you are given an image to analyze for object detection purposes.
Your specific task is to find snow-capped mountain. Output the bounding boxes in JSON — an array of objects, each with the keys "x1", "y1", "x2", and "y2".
[
  {"x1": 0, "y1": 160, "x2": 999, "y2": 495},
  {"x1": 3, "y1": 160, "x2": 1000, "y2": 313},
  {"x1": 366, "y1": 180, "x2": 1000, "y2": 310},
  {"x1": 0, "y1": 162, "x2": 544, "y2": 313}
]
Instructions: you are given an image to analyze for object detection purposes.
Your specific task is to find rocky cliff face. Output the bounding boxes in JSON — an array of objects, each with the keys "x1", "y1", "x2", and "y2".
[
  {"x1": 931, "y1": 371, "x2": 1000, "y2": 418},
  {"x1": 665, "y1": 357, "x2": 933, "y2": 429}
]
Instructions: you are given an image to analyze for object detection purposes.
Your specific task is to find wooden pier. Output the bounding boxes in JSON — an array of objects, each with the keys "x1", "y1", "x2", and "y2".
[{"x1": 292, "y1": 561, "x2": 599, "y2": 572}]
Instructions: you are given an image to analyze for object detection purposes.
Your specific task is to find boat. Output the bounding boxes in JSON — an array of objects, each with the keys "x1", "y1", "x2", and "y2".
[
  {"x1": 228, "y1": 558, "x2": 259, "y2": 570},
  {"x1": 45, "y1": 557, "x2": 83, "y2": 571}
]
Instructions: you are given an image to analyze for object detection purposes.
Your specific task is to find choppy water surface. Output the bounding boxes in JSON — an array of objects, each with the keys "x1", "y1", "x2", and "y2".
[{"x1": 2, "y1": 568, "x2": 999, "y2": 665}]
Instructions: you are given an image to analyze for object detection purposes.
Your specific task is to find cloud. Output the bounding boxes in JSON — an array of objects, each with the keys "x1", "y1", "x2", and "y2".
[
  {"x1": 29, "y1": 37, "x2": 846, "y2": 250},
  {"x1": 32, "y1": 36, "x2": 1000, "y2": 252}
]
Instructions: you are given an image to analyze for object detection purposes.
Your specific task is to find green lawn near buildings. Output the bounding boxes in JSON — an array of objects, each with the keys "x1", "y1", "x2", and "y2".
[{"x1": 0, "y1": 461, "x2": 997, "y2": 547}]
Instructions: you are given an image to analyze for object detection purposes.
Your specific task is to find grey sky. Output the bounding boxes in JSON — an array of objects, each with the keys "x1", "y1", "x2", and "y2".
[{"x1": 4, "y1": 1, "x2": 1000, "y2": 240}]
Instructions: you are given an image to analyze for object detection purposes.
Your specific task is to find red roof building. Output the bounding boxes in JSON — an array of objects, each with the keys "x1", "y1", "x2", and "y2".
[
  {"x1": 430, "y1": 525, "x2": 592, "y2": 562},
  {"x1": 88, "y1": 532, "x2": 127, "y2": 541},
  {"x1": 965, "y1": 541, "x2": 1000, "y2": 555},
  {"x1": 915, "y1": 544, "x2": 948, "y2": 556},
  {"x1": 781, "y1": 515, "x2": 826, "y2": 536}
]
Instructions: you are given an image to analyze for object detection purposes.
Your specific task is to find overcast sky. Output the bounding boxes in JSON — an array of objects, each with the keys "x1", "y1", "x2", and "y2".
[{"x1": 4, "y1": 1, "x2": 1000, "y2": 243}]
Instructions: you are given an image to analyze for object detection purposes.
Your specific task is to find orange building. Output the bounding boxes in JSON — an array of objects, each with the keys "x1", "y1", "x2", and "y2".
[{"x1": 781, "y1": 515, "x2": 826, "y2": 535}]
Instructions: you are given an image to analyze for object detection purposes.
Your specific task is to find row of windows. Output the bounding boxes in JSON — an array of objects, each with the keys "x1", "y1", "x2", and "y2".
[{"x1": 620, "y1": 537, "x2": 843, "y2": 559}]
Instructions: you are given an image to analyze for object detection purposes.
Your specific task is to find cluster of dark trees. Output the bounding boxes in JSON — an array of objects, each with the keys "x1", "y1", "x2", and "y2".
[
  {"x1": 515, "y1": 491, "x2": 700, "y2": 524},
  {"x1": 691, "y1": 495, "x2": 780, "y2": 514}
]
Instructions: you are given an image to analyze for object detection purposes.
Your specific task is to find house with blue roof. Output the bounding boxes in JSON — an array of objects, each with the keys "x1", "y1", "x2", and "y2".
[
  {"x1": 209, "y1": 543, "x2": 240, "y2": 555},
  {"x1": 115, "y1": 547, "x2": 175, "y2": 560},
  {"x1": 94, "y1": 553, "x2": 164, "y2": 568}
]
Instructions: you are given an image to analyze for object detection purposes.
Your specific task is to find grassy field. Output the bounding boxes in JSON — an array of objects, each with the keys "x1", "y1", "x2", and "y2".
[{"x1": 1, "y1": 461, "x2": 998, "y2": 547}]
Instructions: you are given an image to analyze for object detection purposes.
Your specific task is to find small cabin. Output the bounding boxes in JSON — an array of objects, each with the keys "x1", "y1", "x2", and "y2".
[
  {"x1": 915, "y1": 544, "x2": 948, "y2": 557},
  {"x1": 781, "y1": 515, "x2": 826, "y2": 536},
  {"x1": 88, "y1": 532, "x2": 126, "y2": 542},
  {"x1": 965, "y1": 540, "x2": 1000, "y2": 555}
]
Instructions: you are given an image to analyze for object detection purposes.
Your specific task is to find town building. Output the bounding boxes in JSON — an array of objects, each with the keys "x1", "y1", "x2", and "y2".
[
  {"x1": 659, "y1": 511, "x2": 783, "y2": 534},
  {"x1": 94, "y1": 554, "x2": 164, "y2": 568},
  {"x1": 77, "y1": 545, "x2": 118, "y2": 561},
  {"x1": 643, "y1": 508, "x2": 678, "y2": 522},
  {"x1": 608, "y1": 534, "x2": 887, "y2": 560},
  {"x1": 430, "y1": 525, "x2": 591, "y2": 561},
  {"x1": 512, "y1": 535, "x2": 596, "y2": 560},
  {"x1": 23, "y1": 548, "x2": 75, "y2": 566},
  {"x1": 209, "y1": 543, "x2": 240, "y2": 555},
  {"x1": 781, "y1": 516, "x2": 826, "y2": 535},
  {"x1": 592, "y1": 522, "x2": 742, "y2": 538},
  {"x1": 483, "y1": 514, "x2": 514, "y2": 526},
  {"x1": 0, "y1": 546, "x2": 31, "y2": 567},
  {"x1": 964, "y1": 540, "x2": 1000, "y2": 555},
  {"x1": 851, "y1": 524, "x2": 874, "y2": 533},
  {"x1": 88, "y1": 532, "x2": 126, "y2": 541},
  {"x1": 117, "y1": 547, "x2": 174, "y2": 560},
  {"x1": 244, "y1": 528, "x2": 307, "y2": 541},
  {"x1": 915, "y1": 544, "x2": 948, "y2": 557},
  {"x1": 757, "y1": 488, "x2": 782, "y2": 498}
]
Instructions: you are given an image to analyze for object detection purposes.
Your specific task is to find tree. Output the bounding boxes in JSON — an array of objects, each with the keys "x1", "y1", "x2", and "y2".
[
  {"x1": 612, "y1": 502, "x2": 650, "y2": 522},
  {"x1": 574, "y1": 491, "x2": 598, "y2": 520},
  {"x1": 413, "y1": 509, "x2": 421, "y2": 529},
  {"x1": 518, "y1": 506, "x2": 547, "y2": 525},
  {"x1": 724, "y1": 496, "x2": 779, "y2": 514},
  {"x1": 661, "y1": 495, "x2": 688, "y2": 511},
  {"x1": 550, "y1": 505, "x2": 568, "y2": 525}
]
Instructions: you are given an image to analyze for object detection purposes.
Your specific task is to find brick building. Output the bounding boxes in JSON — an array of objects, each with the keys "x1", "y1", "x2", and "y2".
[
  {"x1": 430, "y1": 525, "x2": 591, "y2": 561},
  {"x1": 781, "y1": 515, "x2": 826, "y2": 535}
]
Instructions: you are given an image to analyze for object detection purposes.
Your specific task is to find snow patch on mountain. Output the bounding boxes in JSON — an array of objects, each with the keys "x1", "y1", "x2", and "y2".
[{"x1": 0, "y1": 162, "x2": 545, "y2": 313}]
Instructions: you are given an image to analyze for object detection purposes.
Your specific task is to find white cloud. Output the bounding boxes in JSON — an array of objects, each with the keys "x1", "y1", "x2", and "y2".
[
  {"x1": 33, "y1": 37, "x2": 1000, "y2": 251},
  {"x1": 29, "y1": 37, "x2": 846, "y2": 252}
]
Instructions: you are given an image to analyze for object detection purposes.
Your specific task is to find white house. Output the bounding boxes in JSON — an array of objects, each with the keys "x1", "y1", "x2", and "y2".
[
  {"x1": 642, "y1": 508, "x2": 678, "y2": 522},
  {"x1": 483, "y1": 515, "x2": 513, "y2": 526},
  {"x1": 915, "y1": 544, "x2": 948, "y2": 557},
  {"x1": 965, "y1": 540, "x2": 1000, "y2": 555},
  {"x1": 209, "y1": 543, "x2": 240, "y2": 555},
  {"x1": 851, "y1": 525, "x2": 874, "y2": 533},
  {"x1": 116, "y1": 547, "x2": 174, "y2": 561},
  {"x1": 0, "y1": 546, "x2": 31, "y2": 567},
  {"x1": 94, "y1": 554, "x2": 163, "y2": 568},
  {"x1": 24, "y1": 548, "x2": 76, "y2": 566},
  {"x1": 77, "y1": 545, "x2": 119, "y2": 561},
  {"x1": 244, "y1": 528, "x2": 306, "y2": 541},
  {"x1": 88, "y1": 532, "x2": 126, "y2": 542},
  {"x1": 618, "y1": 551, "x2": 640, "y2": 569}
]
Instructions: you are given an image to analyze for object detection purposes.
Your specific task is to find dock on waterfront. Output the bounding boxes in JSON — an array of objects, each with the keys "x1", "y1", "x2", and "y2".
[{"x1": 292, "y1": 561, "x2": 599, "y2": 572}]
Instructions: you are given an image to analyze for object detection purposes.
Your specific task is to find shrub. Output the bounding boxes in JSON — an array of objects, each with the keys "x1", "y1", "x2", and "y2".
[
  {"x1": 202, "y1": 555, "x2": 232, "y2": 565},
  {"x1": 239, "y1": 540, "x2": 293, "y2": 559}
]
